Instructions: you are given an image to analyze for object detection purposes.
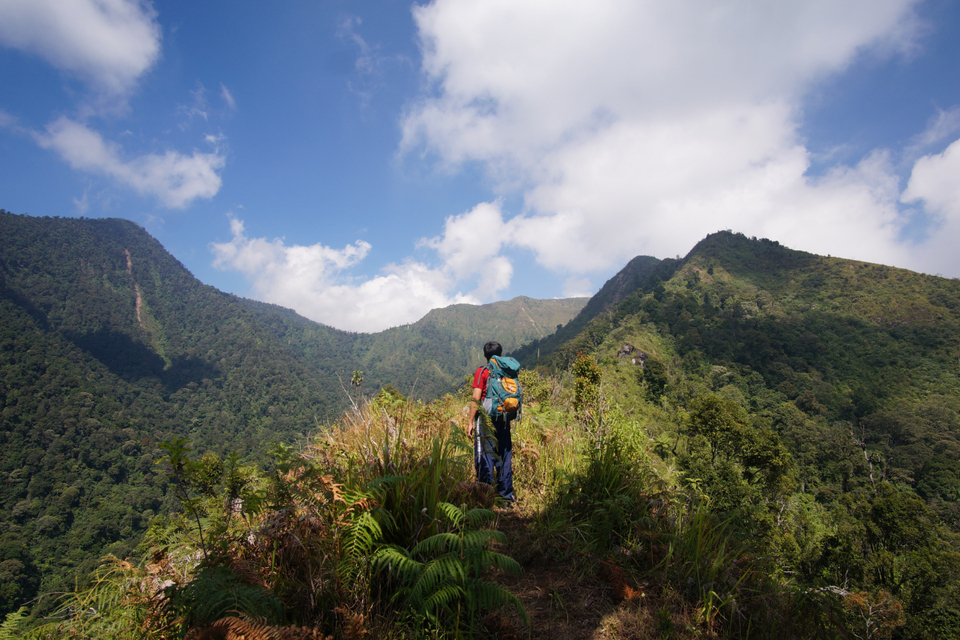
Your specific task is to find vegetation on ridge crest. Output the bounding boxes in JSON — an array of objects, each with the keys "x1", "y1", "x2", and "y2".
[{"x1": 10, "y1": 354, "x2": 958, "y2": 639}]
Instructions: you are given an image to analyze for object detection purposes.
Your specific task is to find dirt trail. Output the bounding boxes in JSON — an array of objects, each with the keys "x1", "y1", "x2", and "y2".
[{"x1": 486, "y1": 507, "x2": 627, "y2": 640}]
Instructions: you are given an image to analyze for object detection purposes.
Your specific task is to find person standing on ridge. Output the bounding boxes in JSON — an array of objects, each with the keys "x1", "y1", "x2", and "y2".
[{"x1": 466, "y1": 341, "x2": 522, "y2": 503}]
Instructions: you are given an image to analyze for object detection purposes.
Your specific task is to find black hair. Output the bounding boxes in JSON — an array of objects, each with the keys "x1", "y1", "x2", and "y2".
[{"x1": 483, "y1": 341, "x2": 502, "y2": 360}]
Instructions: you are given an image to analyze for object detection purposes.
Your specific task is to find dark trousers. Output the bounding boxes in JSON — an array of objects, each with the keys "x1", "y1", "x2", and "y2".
[{"x1": 474, "y1": 416, "x2": 514, "y2": 501}]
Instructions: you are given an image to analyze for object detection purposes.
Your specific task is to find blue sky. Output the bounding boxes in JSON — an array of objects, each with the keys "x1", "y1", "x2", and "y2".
[{"x1": 2, "y1": 0, "x2": 959, "y2": 332}]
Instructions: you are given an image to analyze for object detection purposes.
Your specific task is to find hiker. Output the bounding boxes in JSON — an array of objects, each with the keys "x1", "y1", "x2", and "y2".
[{"x1": 466, "y1": 341, "x2": 522, "y2": 502}]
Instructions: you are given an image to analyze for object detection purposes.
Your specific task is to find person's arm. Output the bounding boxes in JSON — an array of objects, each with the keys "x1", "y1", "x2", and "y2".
[{"x1": 466, "y1": 386, "x2": 482, "y2": 437}]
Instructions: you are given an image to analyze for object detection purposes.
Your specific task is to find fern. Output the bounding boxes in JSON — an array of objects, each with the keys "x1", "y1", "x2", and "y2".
[
  {"x1": 0, "y1": 608, "x2": 31, "y2": 640},
  {"x1": 341, "y1": 510, "x2": 382, "y2": 563},
  {"x1": 373, "y1": 502, "x2": 527, "y2": 636},
  {"x1": 192, "y1": 614, "x2": 329, "y2": 640},
  {"x1": 165, "y1": 564, "x2": 284, "y2": 632},
  {"x1": 422, "y1": 583, "x2": 464, "y2": 617},
  {"x1": 15, "y1": 557, "x2": 156, "y2": 640}
]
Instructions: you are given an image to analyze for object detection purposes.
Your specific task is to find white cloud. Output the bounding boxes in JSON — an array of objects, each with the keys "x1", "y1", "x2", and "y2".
[
  {"x1": 905, "y1": 107, "x2": 960, "y2": 160},
  {"x1": 0, "y1": 0, "x2": 161, "y2": 99},
  {"x1": 220, "y1": 83, "x2": 236, "y2": 111},
  {"x1": 177, "y1": 83, "x2": 209, "y2": 129},
  {"x1": 73, "y1": 190, "x2": 89, "y2": 214},
  {"x1": 903, "y1": 138, "x2": 960, "y2": 215},
  {"x1": 901, "y1": 137, "x2": 960, "y2": 276},
  {"x1": 401, "y1": 0, "x2": 947, "y2": 279},
  {"x1": 337, "y1": 15, "x2": 373, "y2": 73},
  {"x1": 211, "y1": 216, "x2": 479, "y2": 332},
  {"x1": 34, "y1": 117, "x2": 224, "y2": 208},
  {"x1": 420, "y1": 201, "x2": 513, "y2": 298},
  {"x1": 0, "y1": 1, "x2": 229, "y2": 210},
  {"x1": 179, "y1": 82, "x2": 237, "y2": 126},
  {"x1": 563, "y1": 277, "x2": 593, "y2": 298},
  {"x1": 336, "y1": 14, "x2": 409, "y2": 106}
]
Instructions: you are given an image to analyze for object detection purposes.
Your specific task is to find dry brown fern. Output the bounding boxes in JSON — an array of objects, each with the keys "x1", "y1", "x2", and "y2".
[
  {"x1": 600, "y1": 560, "x2": 643, "y2": 602},
  {"x1": 334, "y1": 607, "x2": 369, "y2": 639},
  {"x1": 241, "y1": 510, "x2": 333, "y2": 619},
  {"x1": 186, "y1": 614, "x2": 332, "y2": 640}
]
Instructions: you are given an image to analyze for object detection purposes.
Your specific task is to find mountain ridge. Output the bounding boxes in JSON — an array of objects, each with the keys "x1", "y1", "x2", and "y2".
[{"x1": 4, "y1": 213, "x2": 960, "y2": 625}]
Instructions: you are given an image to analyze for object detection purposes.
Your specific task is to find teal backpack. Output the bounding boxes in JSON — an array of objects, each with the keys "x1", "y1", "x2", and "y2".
[{"x1": 481, "y1": 356, "x2": 523, "y2": 421}]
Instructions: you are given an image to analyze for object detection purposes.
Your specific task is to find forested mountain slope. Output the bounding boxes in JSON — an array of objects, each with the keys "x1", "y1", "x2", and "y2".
[
  {"x1": 361, "y1": 295, "x2": 588, "y2": 394},
  {"x1": 524, "y1": 230, "x2": 960, "y2": 513},
  {"x1": 508, "y1": 231, "x2": 960, "y2": 637},
  {"x1": 515, "y1": 255, "x2": 677, "y2": 367},
  {"x1": 0, "y1": 212, "x2": 351, "y2": 611},
  {"x1": 242, "y1": 295, "x2": 587, "y2": 399},
  {"x1": 0, "y1": 210, "x2": 584, "y2": 614}
]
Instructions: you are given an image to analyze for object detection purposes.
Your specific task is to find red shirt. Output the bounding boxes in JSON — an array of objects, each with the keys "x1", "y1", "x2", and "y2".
[{"x1": 472, "y1": 366, "x2": 489, "y2": 400}]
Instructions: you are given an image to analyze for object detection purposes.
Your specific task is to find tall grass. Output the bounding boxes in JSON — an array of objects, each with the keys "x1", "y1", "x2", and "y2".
[
  {"x1": 511, "y1": 403, "x2": 582, "y2": 504},
  {"x1": 311, "y1": 395, "x2": 476, "y2": 547},
  {"x1": 145, "y1": 396, "x2": 522, "y2": 638}
]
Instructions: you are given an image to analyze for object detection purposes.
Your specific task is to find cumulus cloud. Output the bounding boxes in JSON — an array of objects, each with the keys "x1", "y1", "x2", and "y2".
[
  {"x1": 0, "y1": 0, "x2": 161, "y2": 99},
  {"x1": 901, "y1": 137, "x2": 960, "y2": 275},
  {"x1": 34, "y1": 117, "x2": 225, "y2": 208},
  {"x1": 401, "y1": 0, "x2": 946, "y2": 281},
  {"x1": 419, "y1": 201, "x2": 513, "y2": 298},
  {"x1": 0, "y1": 0, "x2": 230, "y2": 209},
  {"x1": 904, "y1": 139, "x2": 960, "y2": 215},
  {"x1": 211, "y1": 216, "x2": 481, "y2": 332}
]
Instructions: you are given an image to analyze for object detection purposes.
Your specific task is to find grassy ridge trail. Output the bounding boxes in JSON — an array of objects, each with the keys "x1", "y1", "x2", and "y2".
[
  {"x1": 490, "y1": 507, "x2": 612, "y2": 639},
  {"x1": 489, "y1": 505, "x2": 699, "y2": 640}
]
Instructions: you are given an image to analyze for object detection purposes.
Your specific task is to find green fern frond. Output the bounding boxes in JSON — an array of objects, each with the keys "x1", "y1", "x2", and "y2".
[
  {"x1": 435, "y1": 501, "x2": 465, "y2": 526},
  {"x1": 460, "y1": 529, "x2": 504, "y2": 550},
  {"x1": 484, "y1": 550, "x2": 523, "y2": 576},
  {"x1": 465, "y1": 580, "x2": 529, "y2": 625},
  {"x1": 14, "y1": 557, "x2": 151, "y2": 640},
  {"x1": 411, "y1": 532, "x2": 460, "y2": 557},
  {"x1": 373, "y1": 545, "x2": 423, "y2": 580},
  {"x1": 0, "y1": 608, "x2": 33, "y2": 640},
  {"x1": 423, "y1": 583, "x2": 465, "y2": 617},
  {"x1": 423, "y1": 555, "x2": 467, "y2": 585},
  {"x1": 343, "y1": 511, "x2": 382, "y2": 562},
  {"x1": 462, "y1": 506, "x2": 495, "y2": 528},
  {"x1": 410, "y1": 557, "x2": 464, "y2": 603},
  {"x1": 366, "y1": 473, "x2": 406, "y2": 493},
  {"x1": 364, "y1": 469, "x2": 527, "y2": 636},
  {"x1": 166, "y1": 565, "x2": 284, "y2": 631}
]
